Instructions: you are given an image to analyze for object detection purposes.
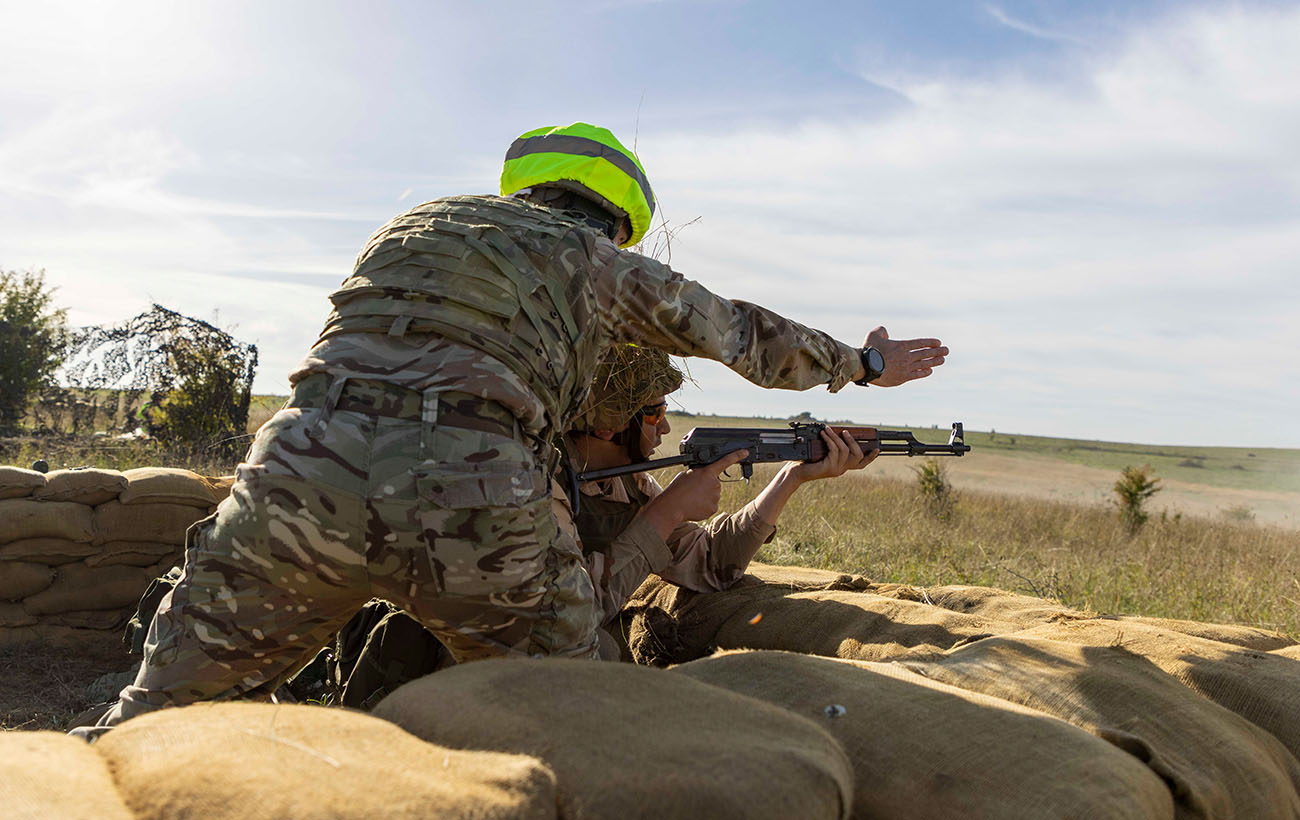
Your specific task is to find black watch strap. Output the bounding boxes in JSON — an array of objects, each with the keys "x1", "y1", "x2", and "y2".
[{"x1": 855, "y1": 346, "x2": 886, "y2": 386}]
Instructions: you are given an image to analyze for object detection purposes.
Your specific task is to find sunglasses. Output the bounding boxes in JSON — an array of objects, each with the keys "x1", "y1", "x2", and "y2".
[{"x1": 638, "y1": 402, "x2": 668, "y2": 425}]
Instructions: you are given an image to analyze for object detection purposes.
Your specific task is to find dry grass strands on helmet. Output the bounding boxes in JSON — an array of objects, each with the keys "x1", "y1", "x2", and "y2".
[{"x1": 574, "y1": 344, "x2": 683, "y2": 433}]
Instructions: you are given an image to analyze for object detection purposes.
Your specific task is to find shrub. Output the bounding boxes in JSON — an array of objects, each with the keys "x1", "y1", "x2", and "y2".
[
  {"x1": 0, "y1": 269, "x2": 69, "y2": 435},
  {"x1": 146, "y1": 335, "x2": 257, "y2": 456},
  {"x1": 913, "y1": 457, "x2": 953, "y2": 518},
  {"x1": 1114, "y1": 464, "x2": 1161, "y2": 534}
]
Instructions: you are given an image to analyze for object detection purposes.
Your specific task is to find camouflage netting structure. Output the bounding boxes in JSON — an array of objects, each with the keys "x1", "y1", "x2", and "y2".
[
  {"x1": 0, "y1": 465, "x2": 231, "y2": 647},
  {"x1": 35, "y1": 304, "x2": 257, "y2": 435},
  {"x1": 5, "y1": 493, "x2": 1300, "y2": 816}
]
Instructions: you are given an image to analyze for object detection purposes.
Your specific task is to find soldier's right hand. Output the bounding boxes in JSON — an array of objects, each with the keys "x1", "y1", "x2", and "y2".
[{"x1": 640, "y1": 449, "x2": 749, "y2": 534}]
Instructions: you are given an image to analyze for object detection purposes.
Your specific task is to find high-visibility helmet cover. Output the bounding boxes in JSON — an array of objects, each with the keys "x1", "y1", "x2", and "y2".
[{"x1": 501, "y1": 123, "x2": 655, "y2": 248}]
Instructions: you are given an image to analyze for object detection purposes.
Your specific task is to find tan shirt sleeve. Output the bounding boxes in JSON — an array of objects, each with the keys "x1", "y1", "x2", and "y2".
[
  {"x1": 640, "y1": 475, "x2": 776, "y2": 593},
  {"x1": 592, "y1": 243, "x2": 861, "y2": 392}
]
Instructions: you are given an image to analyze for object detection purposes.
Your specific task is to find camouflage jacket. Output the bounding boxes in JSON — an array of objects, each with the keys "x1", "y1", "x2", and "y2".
[
  {"x1": 303, "y1": 195, "x2": 861, "y2": 437},
  {"x1": 551, "y1": 473, "x2": 776, "y2": 626}
]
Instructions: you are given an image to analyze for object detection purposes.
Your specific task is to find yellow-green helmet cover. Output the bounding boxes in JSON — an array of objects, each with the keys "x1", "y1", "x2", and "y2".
[{"x1": 501, "y1": 122, "x2": 655, "y2": 248}]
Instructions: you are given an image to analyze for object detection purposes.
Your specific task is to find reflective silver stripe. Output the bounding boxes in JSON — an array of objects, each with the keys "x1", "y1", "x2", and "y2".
[{"x1": 505, "y1": 134, "x2": 655, "y2": 214}]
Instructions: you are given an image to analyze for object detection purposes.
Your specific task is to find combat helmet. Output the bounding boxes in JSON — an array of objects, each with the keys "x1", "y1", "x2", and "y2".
[
  {"x1": 501, "y1": 123, "x2": 655, "y2": 248},
  {"x1": 574, "y1": 344, "x2": 683, "y2": 433}
]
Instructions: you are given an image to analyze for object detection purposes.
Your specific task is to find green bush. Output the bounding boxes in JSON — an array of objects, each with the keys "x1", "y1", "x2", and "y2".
[
  {"x1": 146, "y1": 335, "x2": 255, "y2": 456},
  {"x1": 1114, "y1": 464, "x2": 1161, "y2": 534},
  {"x1": 913, "y1": 457, "x2": 954, "y2": 518},
  {"x1": 0, "y1": 269, "x2": 68, "y2": 435}
]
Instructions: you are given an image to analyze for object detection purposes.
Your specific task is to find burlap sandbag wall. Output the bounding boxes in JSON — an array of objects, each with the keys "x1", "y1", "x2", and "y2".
[
  {"x1": 372, "y1": 657, "x2": 855, "y2": 820},
  {"x1": 1007, "y1": 618, "x2": 1300, "y2": 763},
  {"x1": 672, "y1": 650, "x2": 1175, "y2": 820},
  {"x1": 900, "y1": 636, "x2": 1300, "y2": 819},
  {"x1": 0, "y1": 466, "x2": 232, "y2": 646}
]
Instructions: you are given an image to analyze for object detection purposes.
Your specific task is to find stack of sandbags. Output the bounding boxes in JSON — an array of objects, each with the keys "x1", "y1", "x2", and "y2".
[
  {"x1": 619, "y1": 564, "x2": 1043, "y2": 666},
  {"x1": 372, "y1": 658, "x2": 854, "y2": 820},
  {"x1": 620, "y1": 562, "x2": 1297, "y2": 668},
  {"x1": 672, "y1": 650, "x2": 1175, "y2": 819},
  {"x1": 899, "y1": 635, "x2": 1300, "y2": 818},
  {"x1": 0, "y1": 466, "x2": 233, "y2": 646},
  {"x1": 1002, "y1": 619, "x2": 1300, "y2": 762}
]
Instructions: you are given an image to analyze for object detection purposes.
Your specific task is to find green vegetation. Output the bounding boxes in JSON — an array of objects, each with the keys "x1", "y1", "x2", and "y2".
[
  {"x1": 1114, "y1": 464, "x2": 1162, "y2": 534},
  {"x1": 672, "y1": 461, "x2": 1300, "y2": 637},
  {"x1": 0, "y1": 269, "x2": 68, "y2": 435}
]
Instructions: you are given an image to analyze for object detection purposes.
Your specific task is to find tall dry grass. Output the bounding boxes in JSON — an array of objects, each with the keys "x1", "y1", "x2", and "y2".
[{"x1": 681, "y1": 463, "x2": 1300, "y2": 637}]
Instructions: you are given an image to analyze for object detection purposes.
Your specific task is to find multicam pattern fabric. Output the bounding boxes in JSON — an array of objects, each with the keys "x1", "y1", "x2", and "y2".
[
  {"x1": 88, "y1": 374, "x2": 599, "y2": 732},
  {"x1": 82, "y1": 193, "x2": 859, "y2": 734}
]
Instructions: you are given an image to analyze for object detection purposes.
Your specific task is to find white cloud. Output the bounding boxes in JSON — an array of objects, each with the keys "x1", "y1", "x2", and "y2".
[
  {"x1": 1, "y1": 3, "x2": 1297, "y2": 447},
  {"x1": 638, "y1": 5, "x2": 1300, "y2": 445}
]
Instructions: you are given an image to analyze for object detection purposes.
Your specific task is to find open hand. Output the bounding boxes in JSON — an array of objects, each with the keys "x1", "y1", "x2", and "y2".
[{"x1": 864, "y1": 326, "x2": 948, "y2": 387}]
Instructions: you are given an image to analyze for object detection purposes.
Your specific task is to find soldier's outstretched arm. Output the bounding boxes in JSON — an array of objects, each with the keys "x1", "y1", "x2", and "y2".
[{"x1": 595, "y1": 247, "x2": 944, "y2": 391}]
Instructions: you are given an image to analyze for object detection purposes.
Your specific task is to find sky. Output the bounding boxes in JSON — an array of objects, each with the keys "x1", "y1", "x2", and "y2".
[{"x1": 1, "y1": 0, "x2": 1297, "y2": 447}]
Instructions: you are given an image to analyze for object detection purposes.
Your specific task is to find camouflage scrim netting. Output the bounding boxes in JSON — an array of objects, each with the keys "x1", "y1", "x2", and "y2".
[{"x1": 38, "y1": 304, "x2": 258, "y2": 434}]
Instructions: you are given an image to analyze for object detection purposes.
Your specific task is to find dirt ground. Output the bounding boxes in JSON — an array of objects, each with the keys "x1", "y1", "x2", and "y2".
[{"x1": 0, "y1": 638, "x2": 137, "y2": 731}]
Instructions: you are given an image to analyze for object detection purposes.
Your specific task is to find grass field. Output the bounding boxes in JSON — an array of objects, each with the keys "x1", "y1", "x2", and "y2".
[{"x1": 3, "y1": 400, "x2": 1297, "y2": 645}]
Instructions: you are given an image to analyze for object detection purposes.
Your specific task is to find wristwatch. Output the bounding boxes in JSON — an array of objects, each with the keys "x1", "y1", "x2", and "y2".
[{"x1": 855, "y1": 346, "x2": 886, "y2": 386}]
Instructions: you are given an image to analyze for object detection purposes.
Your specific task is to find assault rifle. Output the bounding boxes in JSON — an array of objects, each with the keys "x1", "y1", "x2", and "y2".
[{"x1": 576, "y1": 421, "x2": 971, "y2": 482}]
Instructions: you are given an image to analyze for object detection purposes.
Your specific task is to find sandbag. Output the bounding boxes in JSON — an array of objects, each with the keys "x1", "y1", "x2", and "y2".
[
  {"x1": 372, "y1": 658, "x2": 854, "y2": 820},
  {"x1": 0, "y1": 500, "x2": 95, "y2": 544},
  {"x1": 0, "y1": 602, "x2": 37, "y2": 627},
  {"x1": 674, "y1": 650, "x2": 1174, "y2": 819},
  {"x1": 887, "y1": 583, "x2": 1085, "y2": 625},
  {"x1": 20, "y1": 563, "x2": 155, "y2": 616},
  {"x1": 903, "y1": 636, "x2": 1300, "y2": 819},
  {"x1": 621, "y1": 569, "x2": 898, "y2": 666},
  {"x1": 44, "y1": 609, "x2": 129, "y2": 629},
  {"x1": 1010, "y1": 618, "x2": 1300, "y2": 762},
  {"x1": 0, "y1": 466, "x2": 46, "y2": 500},
  {"x1": 0, "y1": 537, "x2": 98, "y2": 564},
  {"x1": 95, "y1": 701, "x2": 557, "y2": 820},
  {"x1": 744, "y1": 561, "x2": 876, "y2": 589},
  {"x1": 1104, "y1": 613, "x2": 1294, "y2": 651},
  {"x1": 119, "y1": 467, "x2": 224, "y2": 507},
  {"x1": 622, "y1": 573, "x2": 1019, "y2": 666},
  {"x1": 1272, "y1": 645, "x2": 1300, "y2": 660},
  {"x1": 711, "y1": 588, "x2": 1018, "y2": 662},
  {"x1": 84, "y1": 540, "x2": 179, "y2": 568},
  {"x1": 93, "y1": 501, "x2": 208, "y2": 545},
  {"x1": 0, "y1": 730, "x2": 134, "y2": 820},
  {"x1": 0, "y1": 560, "x2": 56, "y2": 601},
  {"x1": 31, "y1": 468, "x2": 127, "y2": 505}
]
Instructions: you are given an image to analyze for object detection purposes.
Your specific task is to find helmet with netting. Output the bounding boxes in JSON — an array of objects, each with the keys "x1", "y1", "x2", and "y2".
[{"x1": 574, "y1": 345, "x2": 683, "y2": 432}]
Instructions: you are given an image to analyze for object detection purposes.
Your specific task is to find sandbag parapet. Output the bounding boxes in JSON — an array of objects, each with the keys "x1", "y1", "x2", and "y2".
[{"x1": 0, "y1": 464, "x2": 235, "y2": 647}]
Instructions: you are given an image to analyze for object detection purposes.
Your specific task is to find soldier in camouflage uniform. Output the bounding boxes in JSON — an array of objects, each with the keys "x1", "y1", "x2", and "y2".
[{"x1": 76, "y1": 122, "x2": 947, "y2": 736}]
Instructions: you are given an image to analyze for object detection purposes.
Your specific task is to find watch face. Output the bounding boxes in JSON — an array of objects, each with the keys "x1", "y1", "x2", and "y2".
[{"x1": 867, "y1": 347, "x2": 885, "y2": 375}]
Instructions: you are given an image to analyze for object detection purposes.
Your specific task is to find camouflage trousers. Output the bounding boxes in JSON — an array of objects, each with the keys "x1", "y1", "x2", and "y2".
[{"x1": 85, "y1": 376, "x2": 599, "y2": 733}]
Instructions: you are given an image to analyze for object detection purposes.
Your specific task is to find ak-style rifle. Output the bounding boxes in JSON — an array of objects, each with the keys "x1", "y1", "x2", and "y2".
[{"x1": 576, "y1": 421, "x2": 971, "y2": 482}]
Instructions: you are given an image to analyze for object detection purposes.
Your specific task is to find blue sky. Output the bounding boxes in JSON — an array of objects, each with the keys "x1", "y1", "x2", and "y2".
[{"x1": 2, "y1": 0, "x2": 1298, "y2": 446}]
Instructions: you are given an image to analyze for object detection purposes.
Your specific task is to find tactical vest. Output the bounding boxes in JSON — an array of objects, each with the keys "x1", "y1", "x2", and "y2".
[
  {"x1": 573, "y1": 473, "x2": 651, "y2": 555},
  {"x1": 321, "y1": 195, "x2": 605, "y2": 430}
]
